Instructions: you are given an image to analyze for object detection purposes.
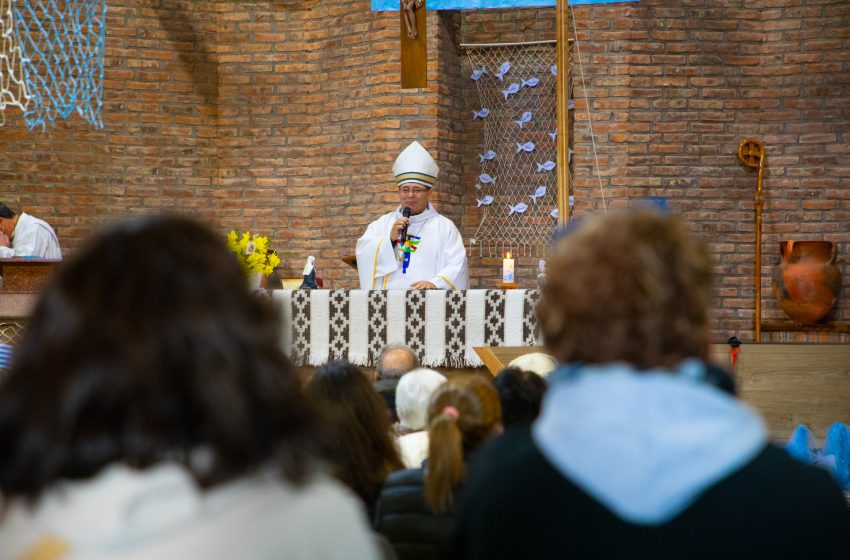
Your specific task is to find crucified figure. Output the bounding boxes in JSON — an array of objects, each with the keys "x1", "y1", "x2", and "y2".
[{"x1": 401, "y1": 0, "x2": 423, "y2": 39}]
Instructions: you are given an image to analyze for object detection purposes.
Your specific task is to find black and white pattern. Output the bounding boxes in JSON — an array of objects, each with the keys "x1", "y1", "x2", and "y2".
[
  {"x1": 484, "y1": 289, "x2": 507, "y2": 346},
  {"x1": 445, "y1": 290, "x2": 467, "y2": 367},
  {"x1": 405, "y1": 290, "x2": 427, "y2": 361},
  {"x1": 292, "y1": 289, "x2": 311, "y2": 365},
  {"x1": 523, "y1": 289, "x2": 541, "y2": 345},
  {"x1": 328, "y1": 290, "x2": 350, "y2": 361},
  {"x1": 368, "y1": 290, "x2": 389, "y2": 363}
]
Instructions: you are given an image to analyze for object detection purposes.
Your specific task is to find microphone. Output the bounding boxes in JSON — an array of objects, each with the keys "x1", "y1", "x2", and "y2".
[{"x1": 400, "y1": 207, "x2": 411, "y2": 242}]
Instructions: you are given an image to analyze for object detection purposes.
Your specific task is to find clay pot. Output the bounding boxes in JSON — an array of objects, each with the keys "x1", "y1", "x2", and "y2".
[{"x1": 771, "y1": 240, "x2": 842, "y2": 325}]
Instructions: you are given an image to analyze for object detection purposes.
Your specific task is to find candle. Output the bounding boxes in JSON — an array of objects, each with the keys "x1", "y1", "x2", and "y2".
[{"x1": 502, "y1": 251, "x2": 514, "y2": 283}]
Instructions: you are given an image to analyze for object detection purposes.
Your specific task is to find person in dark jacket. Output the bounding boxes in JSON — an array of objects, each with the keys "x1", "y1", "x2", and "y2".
[
  {"x1": 374, "y1": 374, "x2": 501, "y2": 560},
  {"x1": 455, "y1": 210, "x2": 850, "y2": 559}
]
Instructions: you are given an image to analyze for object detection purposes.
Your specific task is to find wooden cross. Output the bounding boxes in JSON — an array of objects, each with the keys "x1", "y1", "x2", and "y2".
[{"x1": 400, "y1": 0, "x2": 426, "y2": 89}]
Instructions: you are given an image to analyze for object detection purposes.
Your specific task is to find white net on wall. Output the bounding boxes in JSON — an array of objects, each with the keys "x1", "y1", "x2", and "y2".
[
  {"x1": 464, "y1": 41, "x2": 573, "y2": 257},
  {"x1": 0, "y1": 0, "x2": 30, "y2": 125}
]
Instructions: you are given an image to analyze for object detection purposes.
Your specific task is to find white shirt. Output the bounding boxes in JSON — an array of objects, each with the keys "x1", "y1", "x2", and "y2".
[
  {"x1": 356, "y1": 204, "x2": 469, "y2": 290},
  {"x1": 0, "y1": 212, "x2": 62, "y2": 259}
]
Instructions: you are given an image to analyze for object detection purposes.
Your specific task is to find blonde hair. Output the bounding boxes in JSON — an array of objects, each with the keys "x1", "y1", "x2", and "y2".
[
  {"x1": 425, "y1": 375, "x2": 501, "y2": 512},
  {"x1": 538, "y1": 211, "x2": 713, "y2": 370}
]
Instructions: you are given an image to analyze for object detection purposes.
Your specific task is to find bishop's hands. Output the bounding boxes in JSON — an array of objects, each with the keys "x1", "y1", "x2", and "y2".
[
  {"x1": 391, "y1": 216, "x2": 411, "y2": 242},
  {"x1": 410, "y1": 281, "x2": 437, "y2": 290}
]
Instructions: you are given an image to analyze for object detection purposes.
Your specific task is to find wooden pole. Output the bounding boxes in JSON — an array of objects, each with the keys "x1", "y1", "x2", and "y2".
[
  {"x1": 555, "y1": 0, "x2": 569, "y2": 226},
  {"x1": 738, "y1": 138, "x2": 766, "y2": 342}
]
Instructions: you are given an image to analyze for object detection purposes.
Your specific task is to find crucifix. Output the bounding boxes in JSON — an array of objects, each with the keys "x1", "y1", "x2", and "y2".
[{"x1": 400, "y1": 0, "x2": 426, "y2": 88}]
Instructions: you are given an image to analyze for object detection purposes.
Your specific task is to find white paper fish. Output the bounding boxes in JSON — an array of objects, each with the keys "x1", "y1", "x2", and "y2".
[
  {"x1": 508, "y1": 202, "x2": 528, "y2": 216},
  {"x1": 549, "y1": 130, "x2": 557, "y2": 142},
  {"x1": 536, "y1": 160, "x2": 556, "y2": 172},
  {"x1": 476, "y1": 195, "x2": 494, "y2": 207},
  {"x1": 521, "y1": 77, "x2": 540, "y2": 88},
  {"x1": 568, "y1": 99, "x2": 575, "y2": 110},
  {"x1": 470, "y1": 66, "x2": 487, "y2": 81},
  {"x1": 530, "y1": 185, "x2": 547, "y2": 203},
  {"x1": 551, "y1": 64, "x2": 557, "y2": 76},
  {"x1": 479, "y1": 149, "x2": 496, "y2": 163},
  {"x1": 495, "y1": 61, "x2": 511, "y2": 81},
  {"x1": 550, "y1": 208, "x2": 559, "y2": 220},
  {"x1": 479, "y1": 173, "x2": 496, "y2": 185},
  {"x1": 502, "y1": 83, "x2": 521, "y2": 100},
  {"x1": 515, "y1": 141, "x2": 535, "y2": 154},
  {"x1": 569, "y1": 195, "x2": 575, "y2": 206},
  {"x1": 472, "y1": 108, "x2": 490, "y2": 120},
  {"x1": 514, "y1": 111, "x2": 533, "y2": 129}
]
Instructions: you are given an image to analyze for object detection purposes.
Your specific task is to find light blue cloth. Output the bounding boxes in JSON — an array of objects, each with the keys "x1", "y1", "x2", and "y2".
[
  {"x1": 824, "y1": 423, "x2": 850, "y2": 490},
  {"x1": 533, "y1": 360, "x2": 767, "y2": 525},
  {"x1": 372, "y1": 0, "x2": 638, "y2": 11}
]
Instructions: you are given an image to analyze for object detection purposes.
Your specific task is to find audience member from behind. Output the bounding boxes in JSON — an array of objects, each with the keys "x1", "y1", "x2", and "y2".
[
  {"x1": 394, "y1": 368, "x2": 447, "y2": 467},
  {"x1": 375, "y1": 343, "x2": 420, "y2": 423},
  {"x1": 493, "y1": 367, "x2": 547, "y2": 429},
  {"x1": 306, "y1": 360, "x2": 404, "y2": 520},
  {"x1": 0, "y1": 216, "x2": 379, "y2": 560},
  {"x1": 507, "y1": 352, "x2": 556, "y2": 379},
  {"x1": 375, "y1": 375, "x2": 501, "y2": 560},
  {"x1": 456, "y1": 211, "x2": 850, "y2": 559},
  {"x1": 0, "y1": 202, "x2": 61, "y2": 259}
]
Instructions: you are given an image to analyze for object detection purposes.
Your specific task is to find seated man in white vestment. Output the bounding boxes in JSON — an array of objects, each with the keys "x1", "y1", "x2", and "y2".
[
  {"x1": 0, "y1": 202, "x2": 62, "y2": 259},
  {"x1": 356, "y1": 141, "x2": 469, "y2": 290}
]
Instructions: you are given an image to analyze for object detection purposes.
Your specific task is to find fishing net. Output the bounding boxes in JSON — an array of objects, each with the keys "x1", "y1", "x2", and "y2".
[
  {"x1": 464, "y1": 40, "x2": 573, "y2": 257},
  {"x1": 0, "y1": 0, "x2": 29, "y2": 125},
  {"x1": 5, "y1": 0, "x2": 106, "y2": 129}
]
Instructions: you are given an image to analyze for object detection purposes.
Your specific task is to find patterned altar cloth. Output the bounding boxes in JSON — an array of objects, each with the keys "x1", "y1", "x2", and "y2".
[{"x1": 271, "y1": 289, "x2": 542, "y2": 368}]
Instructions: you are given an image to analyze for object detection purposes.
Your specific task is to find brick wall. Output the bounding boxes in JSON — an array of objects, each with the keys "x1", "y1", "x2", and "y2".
[{"x1": 1, "y1": 0, "x2": 848, "y2": 343}]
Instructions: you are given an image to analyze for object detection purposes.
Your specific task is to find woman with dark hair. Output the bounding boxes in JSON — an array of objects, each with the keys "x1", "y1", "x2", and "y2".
[
  {"x1": 374, "y1": 374, "x2": 501, "y2": 560},
  {"x1": 0, "y1": 215, "x2": 379, "y2": 559},
  {"x1": 306, "y1": 360, "x2": 404, "y2": 519},
  {"x1": 456, "y1": 211, "x2": 850, "y2": 559}
]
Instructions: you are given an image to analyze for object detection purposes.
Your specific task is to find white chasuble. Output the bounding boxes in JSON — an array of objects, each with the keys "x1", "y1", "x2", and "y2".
[{"x1": 356, "y1": 204, "x2": 469, "y2": 290}]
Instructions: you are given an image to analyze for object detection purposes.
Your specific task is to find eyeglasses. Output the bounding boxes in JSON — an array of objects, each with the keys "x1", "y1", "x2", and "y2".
[{"x1": 399, "y1": 186, "x2": 429, "y2": 195}]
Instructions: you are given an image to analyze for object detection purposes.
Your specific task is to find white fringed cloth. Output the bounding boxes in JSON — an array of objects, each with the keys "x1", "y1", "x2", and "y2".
[{"x1": 271, "y1": 289, "x2": 542, "y2": 368}]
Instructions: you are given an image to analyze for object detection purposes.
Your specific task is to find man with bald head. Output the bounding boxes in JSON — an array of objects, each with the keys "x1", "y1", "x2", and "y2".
[{"x1": 374, "y1": 344, "x2": 419, "y2": 424}]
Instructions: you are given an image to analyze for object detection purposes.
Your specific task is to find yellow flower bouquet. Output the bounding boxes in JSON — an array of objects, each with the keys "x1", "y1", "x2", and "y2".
[{"x1": 226, "y1": 230, "x2": 281, "y2": 276}]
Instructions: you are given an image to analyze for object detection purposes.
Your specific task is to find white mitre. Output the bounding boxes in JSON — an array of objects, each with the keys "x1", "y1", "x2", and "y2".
[{"x1": 392, "y1": 141, "x2": 439, "y2": 188}]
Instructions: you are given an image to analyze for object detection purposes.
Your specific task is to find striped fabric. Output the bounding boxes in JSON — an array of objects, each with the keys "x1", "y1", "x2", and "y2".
[{"x1": 0, "y1": 344, "x2": 12, "y2": 370}]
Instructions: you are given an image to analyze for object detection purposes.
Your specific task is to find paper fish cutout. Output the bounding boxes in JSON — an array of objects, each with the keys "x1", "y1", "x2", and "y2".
[
  {"x1": 549, "y1": 130, "x2": 557, "y2": 142},
  {"x1": 470, "y1": 67, "x2": 487, "y2": 81},
  {"x1": 515, "y1": 141, "x2": 535, "y2": 154},
  {"x1": 479, "y1": 150, "x2": 496, "y2": 163},
  {"x1": 530, "y1": 185, "x2": 547, "y2": 203},
  {"x1": 550, "y1": 208, "x2": 559, "y2": 220},
  {"x1": 551, "y1": 64, "x2": 557, "y2": 76},
  {"x1": 476, "y1": 195, "x2": 494, "y2": 207},
  {"x1": 502, "y1": 82, "x2": 521, "y2": 100},
  {"x1": 473, "y1": 108, "x2": 490, "y2": 120},
  {"x1": 479, "y1": 173, "x2": 496, "y2": 185},
  {"x1": 521, "y1": 77, "x2": 540, "y2": 88},
  {"x1": 568, "y1": 99, "x2": 575, "y2": 110},
  {"x1": 495, "y1": 61, "x2": 511, "y2": 81},
  {"x1": 515, "y1": 111, "x2": 533, "y2": 129},
  {"x1": 569, "y1": 148, "x2": 573, "y2": 163},
  {"x1": 569, "y1": 195, "x2": 575, "y2": 206},
  {"x1": 536, "y1": 160, "x2": 556, "y2": 172},
  {"x1": 508, "y1": 202, "x2": 528, "y2": 216}
]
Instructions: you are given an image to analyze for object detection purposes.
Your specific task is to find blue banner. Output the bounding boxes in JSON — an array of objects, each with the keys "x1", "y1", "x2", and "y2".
[{"x1": 373, "y1": 0, "x2": 637, "y2": 10}]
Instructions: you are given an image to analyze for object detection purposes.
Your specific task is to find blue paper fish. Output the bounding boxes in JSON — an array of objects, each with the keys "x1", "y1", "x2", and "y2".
[
  {"x1": 470, "y1": 67, "x2": 487, "y2": 81},
  {"x1": 548, "y1": 130, "x2": 557, "y2": 142},
  {"x1": 568, "y1": 99, "x2": 575, "y2": 110},
  {"x1": 502, "y1": 83, "x2": 521, "y2": 100},
  {"x1": 476, "y1": 195, "x2": 494, "y2": 207},
  {"x1": 551, "y1": 64, "x2": 557, "y2": 76},
  {"x1": 550, "y1": 208, "x2": 559, "y2": 220},
  {"x1": 514, "y1": 111, "x2": 533, "y2": 129},
  {"x1": 472, "y1": 108, "x2": 490, "y2": 120},
  {"x1": 479, "y1": 149, "x2": 496, "y2": 163},
  {"x1": 530, "y1": 185, "x2": 547, "y2": 203},
  {"x1": 479, "y1": 173, "x2": 496, "y2": 185},
  {"x1": 515, "y1": 141, "x2": 535, "y2": 154},
  {"x1": 495, "y1": 61, "x2": 511, "y2": 81},
  {"x1": 536, "y1": 160, "x2": 556, "y2": 172},
  {"x1": 508, "y1": 202, "x2": 528, "y2": 216},
  {"x1": 521, "y1": 77, "x2": 540, "y2": 88},
  {"x1": 569, "y1": 195, "x2": 575, "y2": 206}
]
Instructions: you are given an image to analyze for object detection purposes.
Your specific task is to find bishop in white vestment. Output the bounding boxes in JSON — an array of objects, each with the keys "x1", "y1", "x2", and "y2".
[{"x1": 356, "y1": 141, "x2": 469, "y2": 290}]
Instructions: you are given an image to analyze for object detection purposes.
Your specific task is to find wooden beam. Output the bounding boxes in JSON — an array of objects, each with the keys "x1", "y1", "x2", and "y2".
[
  {"x1": 401, "y1": 0, "x2": 427, "y2": 89},
  {"x1": 555, "y1": 0, "x2": 569, "y2": 226}
]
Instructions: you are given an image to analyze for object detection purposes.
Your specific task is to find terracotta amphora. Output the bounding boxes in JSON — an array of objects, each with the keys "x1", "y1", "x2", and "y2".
[{"x1": 771, "y1": 240, "x2": 842, "y2": 325}]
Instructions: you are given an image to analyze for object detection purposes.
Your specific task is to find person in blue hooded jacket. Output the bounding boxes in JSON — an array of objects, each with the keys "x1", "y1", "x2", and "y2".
[{"x1": 455, "y1": 210, "x2": 850, "y2": 559}]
